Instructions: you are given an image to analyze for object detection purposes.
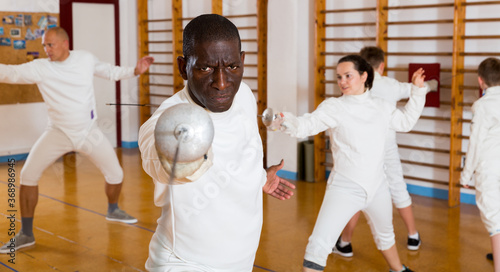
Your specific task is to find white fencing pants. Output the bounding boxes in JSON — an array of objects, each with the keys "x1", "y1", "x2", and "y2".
[
  {"x1": 475, "y1": 171, "x2": 500, "y2": 236},
  {"x1": 20, "y1": 123, "x2": 123, "y2": 186},
  {"x1": 146, "y1": 228, "x2": 215, "y2": 272},
  {"x1": 304, "y1": 172, "x2": 395, "y2": 267},
  {"x1": 385, "y1": 133, "x2": 412, "y2": 209}
]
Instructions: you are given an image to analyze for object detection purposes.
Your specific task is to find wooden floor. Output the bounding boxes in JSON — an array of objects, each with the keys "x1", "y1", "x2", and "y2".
[{"x1": 0, "y1": 148, "x2": 494, "y2": 271}]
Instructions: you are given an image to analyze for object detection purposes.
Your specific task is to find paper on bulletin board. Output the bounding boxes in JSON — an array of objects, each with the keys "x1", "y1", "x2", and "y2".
[{"x1": 409, "y1": 63, "x2": 441, "y2": 107}]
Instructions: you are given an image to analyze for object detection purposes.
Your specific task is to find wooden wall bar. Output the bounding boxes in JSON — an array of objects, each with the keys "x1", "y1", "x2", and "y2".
[
  {"x1": 323, "y1": 7, "x2": 375, "y2": 13},
  {"x1": 464, "y1": 1, "x2": 500, "y2": 6},
  {"x1": 212, "y1": 0, "x2": 222, "y2": 14},
  {"x1": 313, "y1": 0, "x2": 327, "y2": 182},
  {"x1": 257, "y1": 0, "x2": 269, "y2": 167},
  {"x1": 384, "y1": 3, "x2": 455, "y2": 9},
  {"x1": 138, "y1": 0, "x2": 150, "y2": 125},
  {"x1": 137, "y1": 0, "x2": 268, "y2": 166},
  {"x1": 449, "y1": 0, "x2": 466, "y2": 207},
  {"x1": 313, "y1": 0, "x2": 500, "y2": 207},
  {"x1": 376, "y1": 0, "x2": 388, "y2": 75},
  {"x1": 171, "y1": 0, "x2": 184, "y2": 93}
]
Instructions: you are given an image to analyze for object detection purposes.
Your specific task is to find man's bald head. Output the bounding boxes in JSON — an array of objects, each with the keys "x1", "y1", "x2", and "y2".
[
  {"x1": 42, "y1": 27, "x2": 70, "y2": 62},
  {"x1": 45, "y1": 27, "x2": 69, "y2": 42}
]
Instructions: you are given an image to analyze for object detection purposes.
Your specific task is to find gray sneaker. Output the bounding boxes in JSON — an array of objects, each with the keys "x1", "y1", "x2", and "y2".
[
  {"x1": 106, "y1": 208, "x2": 137, "y2": 224},
  {"x1": 0, "y1": 231, "x2": 35, "y2": 254}
]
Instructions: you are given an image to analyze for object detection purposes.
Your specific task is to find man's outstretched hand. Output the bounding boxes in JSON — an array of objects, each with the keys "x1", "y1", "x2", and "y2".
[
  {"x1": 263, "y1": 159, "x2": 295, "y2": 200},
  {"x1": 134, "y1": 56, "x2": 155, "y2": 75}
]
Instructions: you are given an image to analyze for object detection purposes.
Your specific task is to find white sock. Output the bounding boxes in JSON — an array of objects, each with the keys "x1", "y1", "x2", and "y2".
[
  {"x1": 408, "y1": 232, "x2": 419, "y2": 239},
  {"x1": 339, "y1": 238, "x2": 350, "y2": 247}
]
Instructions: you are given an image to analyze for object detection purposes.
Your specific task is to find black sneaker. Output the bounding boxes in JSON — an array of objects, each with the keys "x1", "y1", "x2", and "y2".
[
  {"x1": 407, "y1": 235, "x2": 421, "y2": 250},
  {"x1": 332, "y1": 237, "x2": 353, "y2": 257},
  {"x1": 402, "y1": 265, "x2": 414, "y2": 272},
  {"x1": 390, "y1": 265, "x2": 414, "y2": 272},
  {"x1": 487, "y1": 253, "x2": 493, "y2": 261}
]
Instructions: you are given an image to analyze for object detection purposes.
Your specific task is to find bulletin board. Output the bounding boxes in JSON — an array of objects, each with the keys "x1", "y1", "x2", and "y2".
[{"x1": 0, "y1": 12, "x2": 59, "y2": 105}]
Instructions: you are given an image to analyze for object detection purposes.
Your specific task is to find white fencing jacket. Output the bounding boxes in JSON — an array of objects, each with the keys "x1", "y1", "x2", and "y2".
[
  {"x1": 371, "y1": 72, "x2": 431, "y2": 142},
  {"x1": 371, "y1": 71, "x2": 412, "y2": 104},
  {"x1": 0, "y1": 50, "x2": 135, "y2": 146},
  {"x1": 461, "y1": 86, "x2": 500, "y2": 186},
  {"x1": 139, "y1": 83, "x2": 267, "y2": 271},
  {"x1": 282, "y1": 85, "x2": 427, "y2": 201}
]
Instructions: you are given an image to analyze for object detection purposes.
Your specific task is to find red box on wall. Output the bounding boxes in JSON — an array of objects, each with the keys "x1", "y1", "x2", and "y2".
[{"x1": 409, "y1": 63, "x2": 440, "y2": 108}]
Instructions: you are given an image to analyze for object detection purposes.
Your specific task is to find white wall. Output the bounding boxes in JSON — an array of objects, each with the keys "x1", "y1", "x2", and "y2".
[
  {"x1": 0, "y1": 0, "x2": 57, "y2": 156},
  {"x1": 0, "y1": 104, "x2": 48, "y2": 156},
  {"x1": 118, "y1": 0, "x2": 140, "y2": 145},
  {"x1": 1, "y1": 0, "x2": 58, "y2": 13},
  {"x1": 266, "y1": 0, "x2": 299, "y2": 170},
  {"x1": 73, "y1": 3, "x2": 117, "y2": 146},
  {"x1": 266, "y1": 0, "x2": 315, "y2": 172}
]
